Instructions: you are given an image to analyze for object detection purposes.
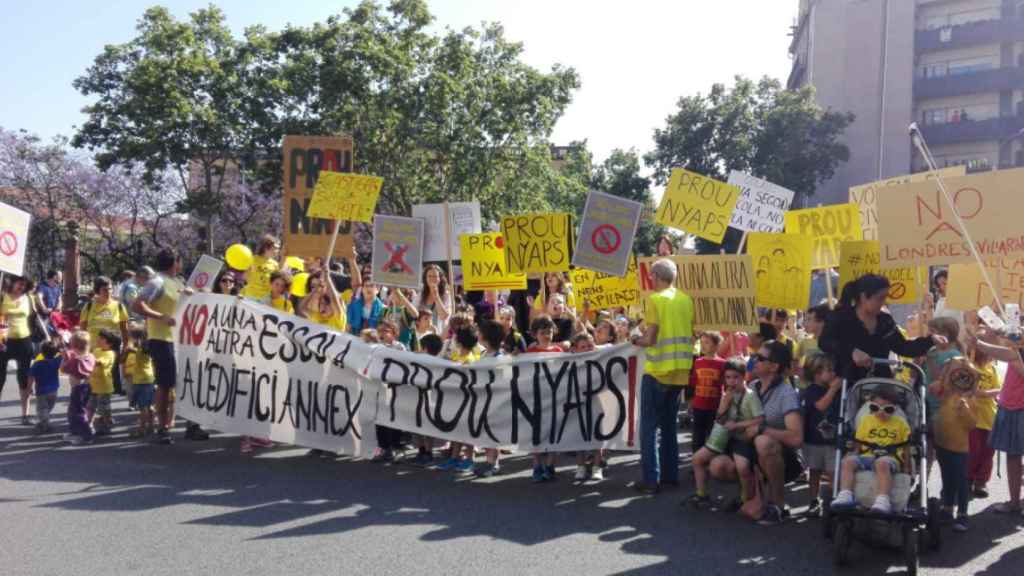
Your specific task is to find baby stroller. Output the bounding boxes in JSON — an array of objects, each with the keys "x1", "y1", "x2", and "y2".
[{"x1": 822, "y1": 359, "x2": 941, "y2": 576}]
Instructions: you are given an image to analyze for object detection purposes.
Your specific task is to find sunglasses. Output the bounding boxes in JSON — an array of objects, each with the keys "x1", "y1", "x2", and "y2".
[
  {"x1": 752, "y1": 353, "x2": 770, "y2": 363},
  {"x1": 868, "y1": 403, "x2": 897, "y2": 415}
]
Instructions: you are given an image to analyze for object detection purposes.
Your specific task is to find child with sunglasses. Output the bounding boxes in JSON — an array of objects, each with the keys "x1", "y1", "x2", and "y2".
[{"x1": 831, "y1": 390, "x2": 910, "y2": 513}]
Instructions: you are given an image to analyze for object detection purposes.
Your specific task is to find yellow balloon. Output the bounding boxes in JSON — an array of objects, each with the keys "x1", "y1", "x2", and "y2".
[
  {"x1": 285, "y1": 256, "x2": 305, "y2": 272},
  {"x1": 225, "y1": 244, "x2": 254, "y2": 271},
  {"x1": 291, "y1": 272, "x2": 310, "y2": 297}
]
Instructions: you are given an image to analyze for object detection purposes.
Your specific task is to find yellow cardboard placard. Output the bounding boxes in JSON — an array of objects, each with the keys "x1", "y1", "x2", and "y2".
[
  {"x1": 783, "y1": 203, "x2": 862, "y2": 269},
  {"x1": 460, "y1": 232, "x2": 527, "y2": 292},
  {"x1": 570, "y1": 257, "x2": 640, "y2": 312},
  {"x1": 654, "y1": 168, "x2": 740, "y2": 244},
  {"x1": 306, "y1": 171, "x2": 383, "y2": 223},
  {"x1": 947, "y1": 257, "x2": 1024, "y2": 311},
  {"x1": 637, "y1": 255, "x2": 758, "y2": 332},
  {"x1": 838, "y1": 241, "x2": 921, "y2": 305},
  {"x1": 747, "y1": 232, "x2": 814, "y2": 310},
  {"x1": 848, "y1": 166, "x2": 966, "y2": 241},
  {"x1": 499, "y1": 213, "x2": 573, "y2": 274}
]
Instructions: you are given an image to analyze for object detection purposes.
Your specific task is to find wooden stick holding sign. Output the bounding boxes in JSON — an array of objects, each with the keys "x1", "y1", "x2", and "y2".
[{"x1": 443, "y1": 201, "x2": 455, "y2": 313}]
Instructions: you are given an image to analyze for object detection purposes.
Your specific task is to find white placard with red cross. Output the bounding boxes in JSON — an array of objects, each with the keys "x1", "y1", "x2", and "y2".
[{"x1": 0, "y1": 201, "x2": 31, "y2": 277}]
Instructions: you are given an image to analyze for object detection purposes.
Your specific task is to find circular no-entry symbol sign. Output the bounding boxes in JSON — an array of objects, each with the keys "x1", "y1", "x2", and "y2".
[
  {"x1": 591, "y1": 224, "x2": 621, "y2": 255},
  {"x1": 0, "y1": 231, "x2": 18, "y2": 257},
  {"x1": 194, "y1": 272, "x2": 210, "y2": 289}
]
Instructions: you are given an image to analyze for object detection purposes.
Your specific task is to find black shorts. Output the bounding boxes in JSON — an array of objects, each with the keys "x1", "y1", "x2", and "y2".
[
  {"x1": 725, "y1": 438, "x2": 756, "y2": 462},
  {"x1": 148, "y1": 340, "x2": 176, "y2": 390}
]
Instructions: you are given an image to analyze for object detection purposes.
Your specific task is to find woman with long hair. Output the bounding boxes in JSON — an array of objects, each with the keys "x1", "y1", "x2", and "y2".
[
  {"x1": 0, "y1": 276, "x2": 38, "y2": 423},
  {"x1": 530, "y1": 272, "x2": 576, "y2": 320},
  {"x1": 239, "y1": 234, "x2": 281, "y2": 301},
  {"x1": 414, "y1": 265, "x2": 450, "y2": 333}
]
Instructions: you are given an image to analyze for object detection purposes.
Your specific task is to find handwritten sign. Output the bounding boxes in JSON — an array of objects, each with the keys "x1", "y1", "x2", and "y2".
[
  {"x1": 638, "y1": 255, "x2": 757, "y2": 332},
  {"x1": 460, "y1": 233, "x2": 526, "y2": 292},
  {"x1": 282, "y1": 135, "x2": 355, "y2": 258},
  {"x1": 947, "y1": 257, "x2": 1024, "y2": 311},
  {"x1": 412, "y1": 202, "x2": 482, "y2": 262},
  {"x1": 307, "y1": 172, "x2": 383, "y2": 223},
  {"x1": 371, "y1": 215, "x2": 424, "y2": 290},
  {"x1": 500, "y1": 213, "x2": 573, "y2": 274},
  {"x1": 784, "y1": 203, "x2": 862, "y2": 269},
  {"x1": 727, "y1": 171, "x2": 794, "y2": 233},
  {"x1": 570, "y1": 257, "x2": 641, "y2": 311},
  {"x1": 838, "y1": 241, "x2": 920, "y2": 305},
  {"x1": 848, "y1": 166, "x2": 966, "y2": 241},
  {"x1": 878, "y1": 168, "x2": 1024, "y2": 268},
  {"x1": 748, "y1": 233, "x2": 814, "y2": 311},
  {"x1": 655, "y1": 168, "x2": 740, "y2": 244},
  {"x1": 0, "y1": 201, "x2": 31, "y2": 276},
  {"x1": 573, "y1": 191, "x2": 642, "y2": 277},
  {"x1": 186, "y1": 255, "x2": 225, "y2": 293}
]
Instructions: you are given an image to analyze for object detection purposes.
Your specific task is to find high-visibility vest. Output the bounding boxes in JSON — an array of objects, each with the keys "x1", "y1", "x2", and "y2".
[{"x1": 646, "y1": 287, "x2": 695, "y2": 377}]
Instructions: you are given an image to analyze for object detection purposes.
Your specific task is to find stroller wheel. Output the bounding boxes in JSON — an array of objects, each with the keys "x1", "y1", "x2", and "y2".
[
  {"x1": 926, "y1": 497, "x2": 942, "y2": 551},
  {"x1": 903, "y1": 525, "x2": 919, "y2": 576},
  {"x1": 833, "y1": 521, "x2": 852, "y2": 566}
]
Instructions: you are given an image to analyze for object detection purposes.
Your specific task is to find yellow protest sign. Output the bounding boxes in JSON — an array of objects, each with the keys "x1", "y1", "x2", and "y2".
[
  {"x1": 784, "y1": 203, "x2": 862, "y2": 269},
  {"x1": 838, "y1": 241, "x2": 921, "y2": 305},
  {"x1": 570, "y1": 257, "x2": 640, "y2": 312},
  {"x1": 500, "y1": 213, "x2": 573, "y2": 274},
  {"x1": 655, "y1": 168, "x2": 740, "y2": 244},
  {"x1": 748, "y1": 233, "x2": 814, "y2": 310},
  {"x1": 460, "y1": 233, "x2": 527, "y2": 292},
  {"x1": 848, "y1": 166, "x2": 966, "y2": 241},
  {"x1": 306, "y1": 172, "x2": 383, "y2": 223},
  {"x1": 947, "y1": 256, "x2": 1024, "y2": 311},
  {"x1": 637, "y1": 255, "x2": 757, "y2": 332}
]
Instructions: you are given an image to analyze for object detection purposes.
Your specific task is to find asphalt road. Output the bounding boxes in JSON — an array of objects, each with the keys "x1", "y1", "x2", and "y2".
[{"x1": 1, "y1": 389, "x2": 1022, "y2": 576}]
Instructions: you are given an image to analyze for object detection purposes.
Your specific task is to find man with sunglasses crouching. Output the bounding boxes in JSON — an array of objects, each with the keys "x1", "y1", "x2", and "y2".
[{"x1": 831, "y1": 390, "x2": 910, "y2": 513}]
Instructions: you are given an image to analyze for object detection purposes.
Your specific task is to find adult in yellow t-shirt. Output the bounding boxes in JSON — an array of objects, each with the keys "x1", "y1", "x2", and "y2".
[
  {"x1": 80, "y1": 276, "x2": 130, "y2": 396},
  {"x1": 240, "y1": 235, "x2": 281, "y2": 301},
  {"x1": 0, "y1": 276, "x2": 38, "y2": 423}
]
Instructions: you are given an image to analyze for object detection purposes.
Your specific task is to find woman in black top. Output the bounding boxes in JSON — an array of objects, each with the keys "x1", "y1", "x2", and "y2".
[{"x1": 819, "y1": 274, "x2": 940, "y2": 383}]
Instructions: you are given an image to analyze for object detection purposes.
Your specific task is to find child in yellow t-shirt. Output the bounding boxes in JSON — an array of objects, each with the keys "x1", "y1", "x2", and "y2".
[
  {"x1": 122, "y1": 325, "x2": 156, "y2": 438},
  {"x1": 969, "y1": 349, "x2": 1001, "y2": 497},
  {"x1": 89, "y1": 328, "x2": 122, "y2": 436},
  {"x1": 933, "y1": 357, "x2": 979, "y2": 532},
  {"x1": 831, "y1": 391, "x2": 910, "y2": 513},
  {"x1": 264, "y1": 271, "x2": 294, "y2": 315}
]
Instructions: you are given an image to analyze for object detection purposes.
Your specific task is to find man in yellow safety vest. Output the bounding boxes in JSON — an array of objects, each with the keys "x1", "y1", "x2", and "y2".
[{"x1": 631, "y1": 258, "x2": 695, "y2": 494}]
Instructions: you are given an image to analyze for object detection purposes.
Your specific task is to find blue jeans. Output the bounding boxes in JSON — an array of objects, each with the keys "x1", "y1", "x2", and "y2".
[
  {"x1": 640, "y1": 374, "x2": 683, "y2": 485},
  {"x1": 936, "y1": 447, "x2": 969, "y2": 516}
]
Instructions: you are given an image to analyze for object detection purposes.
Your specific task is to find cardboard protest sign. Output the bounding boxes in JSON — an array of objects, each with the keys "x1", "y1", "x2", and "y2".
[
  {"x1": 638, "y1": 255, "x2": 757, "y2": 332},
  {"x1": 572, "y1": 191, "x2": 642, "y2": 277},
  {"x1": 727, "y1": 171, "x2": 794, "y2": 233},
  {"x1": 176, "y1": 293, "x2": 642, "y2": 453},
  {"x1": 371, "y1": 215, "x2": 424, "y2": 290},
  {"x1": 848, "y1": 166, "x2": 966, "y2": 241},
  {"x1": 460, "y1": 233, "x2": 527, "y2": 291},
  {"x1": 878, "y1": 168, "x2": 1024, "y2": 268},
  {"x1": 412, "y1": 202, "x2": 482, "y2": 262},
  {"x1": 307, "y1": 172, "x2": 383, "y2": 223},
  {"x1": 570, "y1": 257, "x2": 641, "y2": 311},
  {"x1": 784, "y1": 203, "x2": 862, "y2": 269},
  {"x1": 838, "y1": 241, "x2": 919, "y2": 305},
  {"x1": 947, "y1": 257, "x2": 1024, "y2": 311},
  {"x1": 655, "y1": 168, "x2": 740, "y2": 244},
  {"x1": 187, "y1": 255, "x2": 225, "y2": 293},
  {"x1": 747, "y1": 233, "x2": 814, "y2": 311},
  {"x1": 500, "y1": 213, "x2": 573, "y2": 274},
  {"x1": 282, "y1": 135, "x2": 355, "y2": 258},
  {"x1": 0, "y1": 201, "x2": 31, "y2": 276}
]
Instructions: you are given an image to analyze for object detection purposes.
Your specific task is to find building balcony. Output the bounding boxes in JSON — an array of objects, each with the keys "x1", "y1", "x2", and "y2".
[
  {"x1": 918, "y1": 115, "x2": 1024, "y2": 146},
  {"x1": 916, "y1": 17, "x2": 1024, "y2": 53},
  {"x1": 914, "y1": 66, "x2": 1024, "y2": 100}
]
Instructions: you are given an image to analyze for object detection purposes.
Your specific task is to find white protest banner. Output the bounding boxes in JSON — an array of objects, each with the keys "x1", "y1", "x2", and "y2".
[
  {"x1": 0, "y1": 201, "x2": 31, "y2": 276},
  {"x1": 175, "y1": 294, "x2": 644, "y2": 453},
  {"x1": 412, "y1": 202, "x2": 482, "y2": 262},
  {"x1": 727, "y1": 171, "x2": 794, "y2": 233},
  {"x1": 187, "y1": 255, "x2": 225, "y2": 293},
  {"x1": 572, "y1": 191, "x2": 642, "y2": 277},
  {"x1": 371, "y1": 215, "x2": 425, "y2": 290},
  {"x1": 368, "y1": 342, "x2": 643, "y2": 451},
  {"x1": 175, "y1": 294, "x2": 378, "y2": 455}
]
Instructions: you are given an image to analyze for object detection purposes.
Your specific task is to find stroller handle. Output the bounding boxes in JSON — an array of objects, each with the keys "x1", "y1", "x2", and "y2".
[{"x1": 871, "y1": 357, "x2": 926, "y2": 387}]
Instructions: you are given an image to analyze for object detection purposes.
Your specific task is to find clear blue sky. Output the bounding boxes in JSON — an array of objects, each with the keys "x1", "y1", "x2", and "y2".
[{"x1": 0, "y1": 0, "x2": 796, "y2": 164}]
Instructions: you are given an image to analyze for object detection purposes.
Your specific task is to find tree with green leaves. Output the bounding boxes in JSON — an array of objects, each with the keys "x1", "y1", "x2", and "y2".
[{"x1": 644, "y1": 76, "x2": 852, "y2": 254}]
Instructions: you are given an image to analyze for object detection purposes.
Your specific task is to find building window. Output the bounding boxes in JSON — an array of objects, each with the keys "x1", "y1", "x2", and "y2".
[
  {"x1": 943, "y1": 156, "x2": 992, "y2": 173},
  {"x1": 948, "y1": 57, "x2": 995, "y2": 76}
]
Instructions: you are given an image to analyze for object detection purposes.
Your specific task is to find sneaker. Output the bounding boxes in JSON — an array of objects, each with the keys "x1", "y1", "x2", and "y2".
[
  {"x1": 532, "y1": 465, "x2": 546, "y2": 483},
  {"x1": 21, "y1": 416, "x2": 33, "y2": 426},
  {"x1": 870, "y1": 496, "x2": 892, "y2": 514},
  {"x1": 157, "y1": 429, "x2": 173, "y2": 445},
  {"x1": 455, "y1": 458, "x2": 474, "y2": 473},
  {"x1": 953, "y1": 516, "x2": 969, "y2": 533},
  {"x1": 806, "y1": 499, "x2": 822, "y2": 518},
  {"x1": 590, "y1": 467, "x2": 605, "y2": 482},
  {"x1": 972, "y1": 486, "x2": 990, "y2": 499},
  {"x1": 185, "y1": 424, "x2": 210, "y2": 441},
  {"x1": 632, "y1": 482, "x2": 659, "y2": 495},
  {"x1": 412, "y1": 452, "x2": 435, "y2": 467},
  {"x1": 544, "y1": 465, "x2": 556, "y2": 481},
  {"x1": 573, "y1": 465, "x2": 589, "y2": 484},
  {"x1": 436, "y1": 457, "x2": 459, "y2": 471},
  {"x1": 758, "y1": 504, "x2": 784, "y2": 526},
  {"x1": 370, "y1": 450, "x2": 394, "y2": 464},
  {"x1": 474, "y1": 463, "x2": 500, "y2": 478},
  {"x1": 682, "y1": 493, "x2": 712, "y2": 509},
  {"x1": 830, "y1": 491, "x2": 857, "y2": 510}
]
